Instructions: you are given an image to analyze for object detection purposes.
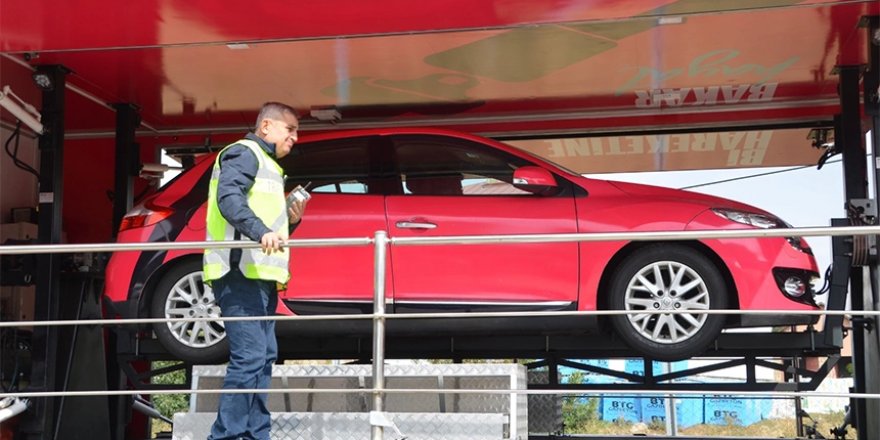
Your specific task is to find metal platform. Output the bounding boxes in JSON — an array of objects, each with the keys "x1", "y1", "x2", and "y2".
[
  {"x1": 172, "y1": 412, "x2": 508, "y2": 440},
  {"x1": 124, "y1": 327, "x2": 841, "y2": 362},
  {"x1": 118, "y1": 328, "x2": 842, "y2": 396},
  {"x1": 175, "y1": 363, "x2": 529, "y2": 440}
]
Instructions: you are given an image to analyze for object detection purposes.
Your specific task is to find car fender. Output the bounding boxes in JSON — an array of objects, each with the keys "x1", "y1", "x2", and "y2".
[
  {"x1": 574, "y1": 180, "x2": 709, "y2": 310},
  {"x1": 686, "y1": 208, "x2": 818, "y2": 311}
]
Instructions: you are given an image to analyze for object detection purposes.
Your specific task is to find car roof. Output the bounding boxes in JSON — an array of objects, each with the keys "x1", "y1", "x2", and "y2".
[{"x1": 298, "y1": 127, "x2": 492, "y2": 144}]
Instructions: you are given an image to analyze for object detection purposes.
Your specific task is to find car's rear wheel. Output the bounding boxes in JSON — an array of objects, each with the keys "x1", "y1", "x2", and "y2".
[
  {"x1": 608, "y1": 244, "x2": 728, "y2": 360},
  {"x1": 150, "y1": 259, "x2": 228, "y2": 364}
]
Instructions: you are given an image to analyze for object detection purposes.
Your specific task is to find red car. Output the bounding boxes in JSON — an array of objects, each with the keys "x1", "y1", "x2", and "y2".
[{"x1": 104, "y1": 128, "x2": 819, "y2": 363}]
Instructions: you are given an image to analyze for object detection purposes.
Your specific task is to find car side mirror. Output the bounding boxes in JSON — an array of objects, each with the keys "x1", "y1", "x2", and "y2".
[{"x1": 512, "y1": 166, "x2": 558, "y2": 195}]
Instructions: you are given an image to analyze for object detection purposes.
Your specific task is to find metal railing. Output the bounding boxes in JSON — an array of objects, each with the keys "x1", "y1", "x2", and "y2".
[
  {"x1": 3, "y1": 224, "x2": 880, "y2": 438},
  {"x1": 1, "y1": 224, "x2": 877, "y2": 256}
]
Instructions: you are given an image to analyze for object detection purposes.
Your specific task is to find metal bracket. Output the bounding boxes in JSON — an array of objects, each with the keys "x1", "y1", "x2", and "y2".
[
  {"x1": 369, "y1": 411, "x2": 407, "y2": 438},
  {"x1": 848, "y1": 201, "x2": 879, "y2": 264},
  {"x1": 850, "y1": 199, "x2": 878, "y2": 224},
  {"x1": 851, "y1": 317, "x2": 875, "y2": 333}
]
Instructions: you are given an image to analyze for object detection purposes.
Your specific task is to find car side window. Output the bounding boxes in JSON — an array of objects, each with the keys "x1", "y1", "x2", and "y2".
[
  {"x1": 393, "y1": 135, "x2": 534, "y2": 196},
  {"x1": 278, "y1": 137, "x2": 374, "y2": 194}
]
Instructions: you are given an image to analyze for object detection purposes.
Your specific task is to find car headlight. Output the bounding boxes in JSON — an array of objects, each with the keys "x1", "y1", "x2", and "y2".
[
  {"x1": 711, "y1": 208, "x2": 812, "y2": 255},
  {"x1": 711, "y1": 208, "x2": 787, "y2": 228}
]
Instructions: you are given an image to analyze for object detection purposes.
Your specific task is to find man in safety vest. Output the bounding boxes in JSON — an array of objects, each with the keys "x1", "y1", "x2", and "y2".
[{"x1": 204, "y1": 102, "x2": 305, "y2": 440}]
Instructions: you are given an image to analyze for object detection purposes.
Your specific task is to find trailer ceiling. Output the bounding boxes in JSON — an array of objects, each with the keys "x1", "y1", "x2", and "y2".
[{"x1": 0, "y1": 0, "x2": 876, "y2": 138}]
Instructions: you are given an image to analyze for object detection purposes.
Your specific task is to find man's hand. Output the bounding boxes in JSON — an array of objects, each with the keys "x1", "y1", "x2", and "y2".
[
  {"x1": 260, "y1": 231, "x2": 284, "y2": 254},
  {"x1": 288, "y1": 198, "x2": 307, "y2": 224}
]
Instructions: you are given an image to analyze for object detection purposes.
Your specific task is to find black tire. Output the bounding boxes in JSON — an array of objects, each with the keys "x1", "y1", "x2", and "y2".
[
  {"x1": 150, "y1": 259, "x2": 228, "y2": 364},
  {"x1": 608, "y1": 244, "x2": 728, "y2": 360}
]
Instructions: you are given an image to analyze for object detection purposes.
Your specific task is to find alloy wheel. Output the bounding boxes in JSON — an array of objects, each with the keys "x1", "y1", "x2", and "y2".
[
  {"x1": 624, "y1": 261, "x2": 710, "y2": 344},
  {"x1": 162, "y1": 271, "x2": 226, "y2": 348}
]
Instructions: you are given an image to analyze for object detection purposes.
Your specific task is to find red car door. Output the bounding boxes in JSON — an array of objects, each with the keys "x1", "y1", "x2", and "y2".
[
  {"x1": 285, "y1": 194, "x2": 389, "y2": 312},
  {"x1": 386, "y1": 135, "x2": 579, "y2": 312}
]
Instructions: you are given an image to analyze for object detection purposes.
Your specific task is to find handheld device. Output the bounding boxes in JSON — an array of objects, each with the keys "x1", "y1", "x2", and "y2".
[{"x1": 286, "y1": 182, "x2": 311, "y2": 207}]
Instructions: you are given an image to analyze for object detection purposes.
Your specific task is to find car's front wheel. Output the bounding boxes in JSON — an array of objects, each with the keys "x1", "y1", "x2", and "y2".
[
  {"x1": 608, "y1": 244, "x2": 728, "y2": 360},
  {"x1": 150, "y1": 259, "x2": 228, "y2": 364}
]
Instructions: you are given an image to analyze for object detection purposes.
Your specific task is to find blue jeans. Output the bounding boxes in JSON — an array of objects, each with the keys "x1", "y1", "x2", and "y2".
[{"x1": 208, "y1": 269, "x2": 278, "y2": 440}]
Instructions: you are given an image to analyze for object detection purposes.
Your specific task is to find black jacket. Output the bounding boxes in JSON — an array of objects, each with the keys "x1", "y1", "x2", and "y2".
[{"x1": 216, "y1": 133, "x2": 298, "y2": 264}]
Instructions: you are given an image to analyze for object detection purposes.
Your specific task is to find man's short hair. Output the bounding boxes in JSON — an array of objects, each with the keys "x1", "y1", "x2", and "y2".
[{"x1": 255, "y1": 102, "x2": 298, "y2": 130}]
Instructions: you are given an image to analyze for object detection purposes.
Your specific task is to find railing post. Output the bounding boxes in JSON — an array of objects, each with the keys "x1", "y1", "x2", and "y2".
[{"x1": 371, "y1": 230, "x2": 388, "y2": 440}]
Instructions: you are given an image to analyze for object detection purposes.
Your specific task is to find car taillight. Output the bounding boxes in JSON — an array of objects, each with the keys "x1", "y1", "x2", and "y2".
[{"x1": 118, "y1": 203, "x2": 173, "y2": 232}]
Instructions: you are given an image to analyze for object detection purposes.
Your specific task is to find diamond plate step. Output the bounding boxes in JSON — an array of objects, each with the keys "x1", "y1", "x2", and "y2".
[{"x1": 172, "y1": 411, "x2": 508, "y2": 440}]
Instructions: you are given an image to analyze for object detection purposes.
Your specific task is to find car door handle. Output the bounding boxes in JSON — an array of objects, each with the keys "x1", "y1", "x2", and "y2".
[{"x1": 396, "y1": 221, "x2": 437, "y2": 229}]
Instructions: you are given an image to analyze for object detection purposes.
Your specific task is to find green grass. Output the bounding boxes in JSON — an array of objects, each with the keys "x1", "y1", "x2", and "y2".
[{"x1": 149, "y1": 361, "x2": 188, "y2": 438}]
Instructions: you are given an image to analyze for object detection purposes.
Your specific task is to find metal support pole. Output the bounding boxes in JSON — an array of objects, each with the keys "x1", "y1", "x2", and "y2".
[
  {"x1": 838, "y1": 64, "x2": 869, "y2": 440},
  {"x1": 664, "y1": 362, "x2": 677, "y2": 436},
  {"x1": 664, "y1": 394, "x2": 677, "y2": 436},
  {"x1": 111, "y1": 104, "x2": 140, "y2": 238},
  {"x1": 371, "y1": 231, "x2": 388, "y2": 440},
  {"x1": 863, "y1": 15, "x2": 880, "y2": 440},
  {"x1": 107, "y1": 108, "x2": 140, "y2": 438},
  {"x1": 825, "y1": 218, "x2": 852, "y2": 346},
  {"x1": 793, "y1": 355, "x2": 804, "y2": 437},
  {"x1": 19, "y1": 64, "x2": 68, "y2": 440}
]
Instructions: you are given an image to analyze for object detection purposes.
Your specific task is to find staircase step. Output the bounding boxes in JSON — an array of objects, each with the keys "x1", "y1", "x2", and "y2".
[{"x1": 172, "y1": 411, "x2": 508, "y2": 440}]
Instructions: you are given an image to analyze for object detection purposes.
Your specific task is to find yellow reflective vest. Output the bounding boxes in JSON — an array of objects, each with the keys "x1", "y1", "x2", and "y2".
[{"x1": 203, "y1": 139, "x2": 290, "y2": 285}]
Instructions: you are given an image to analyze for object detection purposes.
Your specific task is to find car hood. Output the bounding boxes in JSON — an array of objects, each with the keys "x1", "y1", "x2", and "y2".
[{"x1": 604, "y1": 180, "x2": 770, "y2": 214}]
